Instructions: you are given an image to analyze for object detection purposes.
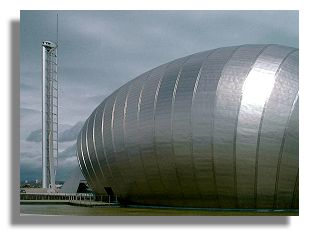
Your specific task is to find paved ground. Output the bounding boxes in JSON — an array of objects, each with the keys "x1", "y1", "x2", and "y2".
[
  {"x1": 20, "y1": 200, "x2": 118, "y2": 207},
  {"x1": 20, "y1": 204, "x2": 299, "y2": 216}
]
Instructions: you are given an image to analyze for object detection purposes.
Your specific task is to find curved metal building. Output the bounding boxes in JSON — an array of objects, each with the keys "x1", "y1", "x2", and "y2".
[{"x1": 77, "y1": 44, "x2": 299, "y2": 209}]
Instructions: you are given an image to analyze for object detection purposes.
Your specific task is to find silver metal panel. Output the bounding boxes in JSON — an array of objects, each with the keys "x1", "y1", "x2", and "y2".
[
  {"x1": 275, "y1": 97, "x2": 299, "y2": 208},
  {"x1": 91, "y1": 102, "x2": 108, "y2": 194},
  {"x1": 213, "y1": 45, "x2": 268, "y2": 208},
  {"x1": 85, "y1": 112, "x2": 99, "y2": 182},
  {"x1": 124, "y1": 73, "x2": 152, "y2": 202},
  {"x1": 191, "y1": 47, "x2": 237, "y2": 207},
  {"x1": 85, "y1": 109, "x2": 106, "y2": 193},
  {"x1": 80, "y1": 118, "x2": 96, "y2": 190},
  {"x1": 102, "y1": 92, "x2": 128, "y2": 197},
  {"x1": 93, "y1": 100, "x2": 113, "y2": 189},
  {"x1": 112, "y1": 83, "x2": 132, "y2": 197},
  {"x1": 254, "y1": 47, "x2": 297, "y2": 208},
  {"x1": 172, "y1": 52, "x2": 209, "y2": 202},
  {"x1": 292, "y1": 171, "x2": 299, "y2": 209},
  {"x1": 154, "y1": 56, "x2": 189, "y2": 203},
  {"x1": 274, "y1": 51, "x2": 299, "y2": 209},
  {"x1": 256, "y1": 50, "x2": 298, "y2": 208},
  {"x1": 236, "y1": 45, "x2": 295, "y2": 208},
  {"x1": 94, "y1": 99, "x2": 120, "y2": 194},
  {"x1": 76, "y1": 44, "x2": 298, "y2": 209},
  {"x1": 76, "y1": 129, "x2": 89, "y2": 187},
  {"x1": 139, "y1": 64, "x2": 169, "y2": 203}
]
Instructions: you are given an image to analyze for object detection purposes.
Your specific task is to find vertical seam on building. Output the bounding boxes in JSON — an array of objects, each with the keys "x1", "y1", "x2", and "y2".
[
  {"x1": 137, "y1": 72, "x2": 154, "y2": 196},
  {"x1": 76, "y1": 132, "x2": 87, "y2": 186},
  {"x1": 152, "y1": 64, "x2": 170, "y2": 201},
  {"x1": 101, "y1": 98, "x2": 116, "y2": 187},
  {"x1": 291, "y1": 169, "x2": 299, "y2": 208},
  {"x1": 211, "y1": 45, "x2": 245, "y2": 208},
  {"x1": 254, "y1": 48, "x2": 298, "y2": 209},
  {"x1": 122, "y1": 80, "x2": 136, "y2": 194},
  {"x1": 110, "y1": 88, "x2": 127, "y2": 189},
  {"x1": 80, "y1": 121, "x2": 91, "y2": 182},
  {"x1": 235, "y1": 45, "x2": 275, "y2": 209},
  {"x1": 225, "y1": 44, "x2": 272, "y2": 209},
  {"x1": 92, "y1": 106, "x2": 107, "y2": 184},
  {"x1": 273, "y1": 91, "x2": 299, "y2": 208},
  {"x1": 171, "y1": 55, "x2": 192, "y2": 202},
  {"x1": 80, "y1": 119, "x2": 95, "y2": 189},
  {"x1": 111, "y1": 94, "x2": 117, "y2": 152},
  {"x1": 85, "y1": 114, "x2": 100, "y2": 184},
  {"x1": 225, "y1": 44, "x2": 271, "y2": 209},
  {"x1": 190, "y1": 50, "x2": 216, "y2": 200}
]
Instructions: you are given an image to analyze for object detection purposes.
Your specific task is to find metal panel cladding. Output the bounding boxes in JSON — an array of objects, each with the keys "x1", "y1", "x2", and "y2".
[{"x1": 77, "y1": 44, "x2": 299, "y2": 209}]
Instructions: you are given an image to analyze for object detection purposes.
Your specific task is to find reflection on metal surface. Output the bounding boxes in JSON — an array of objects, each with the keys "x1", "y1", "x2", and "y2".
[
  {"x1": 77, "y1": 44, "x2": 298, "y2": 209},
  {"x1": 242, "y1": 69, "x2": 276, "y2": 107}
]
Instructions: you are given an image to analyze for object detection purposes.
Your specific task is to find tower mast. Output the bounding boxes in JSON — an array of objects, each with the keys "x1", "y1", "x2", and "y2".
[{"x1": 42, "y1": 14, "x2": 58, "y2": 190}]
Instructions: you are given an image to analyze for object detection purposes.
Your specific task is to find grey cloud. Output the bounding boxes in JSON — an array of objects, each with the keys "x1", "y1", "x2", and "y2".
[
  {"x1": 56, "y1": 156, "x2": 80, "y2": 181},
  {"x1": 20, "y1": 152, "x2": 40, "y2": 160},
  {"x1": 85, "y1": 94, "x2": 107, "y2": 103},
  {"x1": 20, "y1": 148, "x2": 42, "y2": 181},
  {"x1": 20, "y1": 141, "x2": 78, "y2": 181},
  {"x1": 26, "y1": 129, "x2": 41, "y2": 142},
  {"x1": 59, "y1": 121, "x2": 83, "y2": 142},
  {"x1": 20, "y1": 107, "x2": 40, "y2": 117},
  {"x1": 26, "y1": 122, "x2": 80, "y2": 143},
  {"x1": 20, "y1": 81, "x2": 37, "y2": 91},
  {"x1": 20, "y1": 155, "x2": 78, "y2": 181},
  {"x1": 59, "y1": 143, "x2": 76, "y2": 159},
  {"x1": 20, "y1": 140, "x2": 41, "y2": 159}
]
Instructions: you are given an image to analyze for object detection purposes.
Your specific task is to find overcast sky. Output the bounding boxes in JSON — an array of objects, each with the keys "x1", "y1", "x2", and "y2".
[{"x1": 20, "y1": 10, "x2": 298, "y2": 182}]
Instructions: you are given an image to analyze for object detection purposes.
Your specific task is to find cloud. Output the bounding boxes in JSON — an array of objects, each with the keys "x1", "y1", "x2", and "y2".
[
  {"x1": 20, "y1": 144, "x2": 42, "y2": 181},
  {"x1": 20, "y1": 140, "x2": 41, "y2": 160},
  {"x1": 20, "y1": 108, "x2": 41, "y2": 139},
  {"x1": 26, "y1": 129, "x2": 41, "y2": 142},
  {"x1": 85, "y1": 94, "x2": 107, "y2": 103},
  {"x1": 59, "y1": 143, "x2": 76, "y2": 159},
  {"x1": 25, "y1": 123, "x2": 77, "y2": 143},
  {"x1": 57, "y1": 156, "x2": 80, "y2": 181},
  {"x1": 59, "y1": 121, "x2": 84, "y2": 142},
  {"x1": 20, "y1": 154, "x2": 79, "y2": 181},
  {"x1": 20, "y1": 140, "x2": 79, "y2": 181}
]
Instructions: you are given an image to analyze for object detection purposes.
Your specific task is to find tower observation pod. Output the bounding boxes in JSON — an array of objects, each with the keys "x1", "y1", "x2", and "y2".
[{"x1": 42, "y1": 41, "x2": 58, "y2": 190}]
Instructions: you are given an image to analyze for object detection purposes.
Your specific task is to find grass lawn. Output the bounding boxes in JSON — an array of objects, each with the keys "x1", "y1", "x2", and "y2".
[{"x1": 20, "y1": 204, "x2": 298, "y2": 216}]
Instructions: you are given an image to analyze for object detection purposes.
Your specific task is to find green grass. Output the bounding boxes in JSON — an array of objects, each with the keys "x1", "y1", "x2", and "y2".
[{"x1": 20, "y1": 204, "x2": 298, "y2": 216}]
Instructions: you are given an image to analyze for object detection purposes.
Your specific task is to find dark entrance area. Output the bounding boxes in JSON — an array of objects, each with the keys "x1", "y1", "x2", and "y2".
[{"x1": 104, "y1": 187, "x2": 114, "y2": 196}]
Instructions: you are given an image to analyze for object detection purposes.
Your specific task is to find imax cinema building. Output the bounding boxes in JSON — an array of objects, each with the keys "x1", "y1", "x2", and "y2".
[{"x1": 76, "y1": 44, "x2": 298, "y2": 209}]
